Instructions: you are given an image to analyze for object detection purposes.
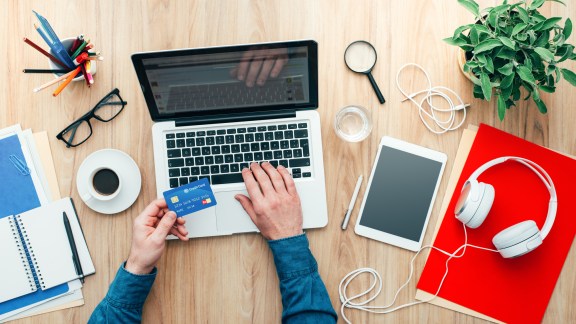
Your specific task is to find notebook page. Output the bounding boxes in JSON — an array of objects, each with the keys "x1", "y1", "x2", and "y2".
[
  {"x1": 17, "y1": 207, "x2": 78, "y2": 290},
  {"x1": 0, "y1": 217, "x2": 37, "y2": 303},
  {"x1": 17, "y1": 198, "x2": 95, "y2": 290}
]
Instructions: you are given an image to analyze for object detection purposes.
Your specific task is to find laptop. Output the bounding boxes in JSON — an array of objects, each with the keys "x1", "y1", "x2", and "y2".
[{"x1": 131, "y1": 40, "x2": 328, "y2": 238}]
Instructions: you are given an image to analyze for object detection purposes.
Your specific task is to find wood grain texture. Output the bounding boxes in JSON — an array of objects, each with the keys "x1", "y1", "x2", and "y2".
[{"x1": 2, "y1": 0, "x2": 575, "y2": 323}]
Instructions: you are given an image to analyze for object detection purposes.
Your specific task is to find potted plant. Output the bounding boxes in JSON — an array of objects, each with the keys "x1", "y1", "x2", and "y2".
[{"x1": 445, "y1": 0, "x2": 576, "y2": 120}]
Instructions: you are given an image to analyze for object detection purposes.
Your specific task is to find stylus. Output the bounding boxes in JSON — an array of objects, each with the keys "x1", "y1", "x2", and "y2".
[{"x1": 342, "y1": 175, "x2": 363, "y2": 230}]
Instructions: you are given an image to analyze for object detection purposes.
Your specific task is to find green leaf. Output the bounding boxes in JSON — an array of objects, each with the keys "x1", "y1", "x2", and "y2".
[
  {"x1": 480, "y1": 72, "x2": 492, "y2": 101},
  {"x1": 485, "y1": 56, "x2": 494, "y2": 73},
  {"x1": 564, "y1": 18, "x2": 572, "y2": 39},
  {"x1": 474, "y1": 39, "x2": 502, "y2": 54},
  {"x1": 517, "y1": 65, "x2": 537, "y2": 84},
  {"x1": 534, "y1": 17, "x2": 562, "y2": 31},
  {"x1": 534, "y1": 47, "x2": 555, "y2": 62},
  {"x1": 535, "y1": 30, "x2": 551, "y2": 47},
  {"x1": 475, "y1": 25, "x2": 492, "y2": 35},
  {"x1": 497, "y1": 95, "x2": 506, "y2": 121},
  {"x1": 498, "y1": 36, "x2": 516, "y2": 49},
  {"x1": 539, "y1": 85, "x2": 556, "y2": 93},
  {"x1": 530, "y1": 0, "x2": 545, "y2": 9},
  {"x1": 453, "y1": 24, "x2": 473, "y2": 40},
  {"x1": 557, "y1": 44, "x2": 574, "y2": 63},
  {"x1": 511, "y1": 23, "x2": 528, "y2": 36},
  {"x1": 500, "y1": 73, "x2": 515, "y2": 88},
  {"x1": 560, "y1": 68, "x2": 576, "y2": 86},
  {"x1": 549, "y1": 0, "x2": 566, "y2": 5},
  {"x1": 488, "y1": 11, "x2": 498, "y2": 28},
  {"x1": 517, "y1": 7, "x2": 529, "y2": 23},
  {"x1": 443, "y1": 37, "x2": 469, "y2": 47},
  {"x1": 534, "y1": 99, "x2": 548, "y2": 114},
  {"x1": 495, "y1": 47, "x2": 516, "y2": 59},
  {"x1": 532, "y1": 88, "x2": 541, "y2": 101},
  {"x1": 470, "y1": 27, "x2": 479, "y2": 45},
  {"x1": 515, "y1": 33, "x2": 529, "y2": 42},
  {"x1": 457, "y1": 0, "x2": 480, "y2": 17},
  {"x1": 476, "y1": 54, "x2": 487, "y2": 66},
  {"x1": 498, "y1": 62, "x2": 514, "y2": 75}
]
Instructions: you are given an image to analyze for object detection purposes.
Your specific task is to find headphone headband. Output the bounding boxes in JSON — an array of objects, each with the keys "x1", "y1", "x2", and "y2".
[{"x1": 467, "y1": 156, "x2": 557, "y2": 239}]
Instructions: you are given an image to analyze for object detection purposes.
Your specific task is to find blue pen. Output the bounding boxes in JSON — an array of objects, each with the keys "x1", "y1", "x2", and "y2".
[{"x1": 32, "y1": 11, "x2": 75, "y2": 69}]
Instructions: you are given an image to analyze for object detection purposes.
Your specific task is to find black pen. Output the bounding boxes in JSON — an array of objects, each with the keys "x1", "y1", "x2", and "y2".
[{"x1": 63, "y1": 211, "x2": 84, "y2": 283}]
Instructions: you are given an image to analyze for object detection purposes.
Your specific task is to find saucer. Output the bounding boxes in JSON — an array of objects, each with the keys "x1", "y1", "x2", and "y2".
[{"x1": 76, "y1": 149, "x2": 141, "y2": 214}]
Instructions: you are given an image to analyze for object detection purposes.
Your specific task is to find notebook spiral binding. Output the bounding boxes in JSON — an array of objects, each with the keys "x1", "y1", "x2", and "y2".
[
  {"x1": 15, "y1": 215, "x2": 45, "y2": 290},
  {"x1": 9, "y1": 217, "x2": 36, "y2": 291}
]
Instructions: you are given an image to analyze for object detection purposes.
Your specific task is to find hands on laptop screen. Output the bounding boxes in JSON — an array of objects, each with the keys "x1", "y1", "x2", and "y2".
[{"x1": 139, "y1": 44, "x2": 313, "y2": 115}]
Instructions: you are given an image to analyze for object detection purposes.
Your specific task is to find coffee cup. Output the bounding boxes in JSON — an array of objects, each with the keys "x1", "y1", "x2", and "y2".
[{"x1": 81, "y1": 167, "x2": 122, "y2": 202}]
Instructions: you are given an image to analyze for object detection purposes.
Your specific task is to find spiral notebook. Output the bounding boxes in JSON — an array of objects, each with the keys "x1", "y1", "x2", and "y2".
[{"x1": 0, "y1": 198, "x2": 95, "y2": 304}]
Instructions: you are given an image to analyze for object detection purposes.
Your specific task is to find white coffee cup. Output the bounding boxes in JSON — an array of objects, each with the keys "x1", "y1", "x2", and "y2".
[{"x1": 81, "y1": 167, "x2": 122, "y2": 202}]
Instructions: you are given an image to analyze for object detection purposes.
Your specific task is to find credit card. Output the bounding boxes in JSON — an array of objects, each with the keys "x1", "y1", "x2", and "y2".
[{"x1": 163, "y1": 178, "x2": 217, "y2": 217}]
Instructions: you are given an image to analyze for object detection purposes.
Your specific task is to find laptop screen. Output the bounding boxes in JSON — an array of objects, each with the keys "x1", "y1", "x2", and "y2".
[{"x1": 132, "y1": 41, "x2": 318, "y2": 121}]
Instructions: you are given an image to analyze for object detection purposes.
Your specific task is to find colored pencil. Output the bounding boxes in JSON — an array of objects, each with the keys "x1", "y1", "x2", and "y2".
[
  {"x1": 23, "y1": 68, "x2": 71, "y2": 73},
  {"x1": 69, "y1": 34, "x2": 84, "y2": 55},
  {"x1": 53, "y1": 66, "x2": 81, "y2": 96},
  {"x1": 86, "y1": 56, "x2": 104, "y2": 61},
  {"x1": 33, "y1": 68, "x2": 78, "y2": 93},
  {"x1": 84, "y1": 61, "x2": 94, "y2": 85},
  {"x1": 88, "y1": 51, "x2": 101, "y2": 57},
  {"x1": 79, "y1": 62, "x2": 90, "y2": 87},
  {"x1": 70, "y1": 39, "x2": 89, "y2": 60},
  {"x1": 23, "y1": 37, "x2": 68, "y2": 69}
]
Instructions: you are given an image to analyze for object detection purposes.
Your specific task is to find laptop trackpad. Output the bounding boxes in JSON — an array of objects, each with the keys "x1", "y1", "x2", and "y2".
[{"x1": 215, "y1": 190, "x2": 258, "y2": 234}]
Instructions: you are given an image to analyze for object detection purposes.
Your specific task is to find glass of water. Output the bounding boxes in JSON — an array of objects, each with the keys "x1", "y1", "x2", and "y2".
[{"x1": 333, "y1": 105, "x2": 372, "y2": 142}]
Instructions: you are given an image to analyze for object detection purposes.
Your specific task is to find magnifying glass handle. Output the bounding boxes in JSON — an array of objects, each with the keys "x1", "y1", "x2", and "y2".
[{"x1": 367, "y1": 72, "x2": 385, "y2": 104}]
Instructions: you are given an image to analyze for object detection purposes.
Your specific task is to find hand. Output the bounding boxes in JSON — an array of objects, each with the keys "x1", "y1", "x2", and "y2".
[
  {"x1": 125, "y1": 199, "x2": 189, "y2": 274},
  {"x1": 235, "y1": 162, "x2": 303, "y2": 240},
  {"x1": 230, "y1": 48, "x2": 288, "y2": 87}
]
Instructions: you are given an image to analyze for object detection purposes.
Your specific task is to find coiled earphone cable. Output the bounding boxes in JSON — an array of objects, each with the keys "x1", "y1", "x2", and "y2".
[
  {"x1": 338, "y1": 223, "x2": 499, "y2": 324},
  {"x1": 395, "y1": 63, "x2": 470, "y2": 134}
]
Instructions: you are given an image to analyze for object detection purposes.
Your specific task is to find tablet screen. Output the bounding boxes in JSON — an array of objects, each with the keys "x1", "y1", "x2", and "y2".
[{"x1": 359, "y1": 146, "x2": 443, "y2": 242}]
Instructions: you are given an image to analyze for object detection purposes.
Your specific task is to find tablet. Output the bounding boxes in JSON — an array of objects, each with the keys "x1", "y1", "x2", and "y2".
[{"x1": 355, "y1": 136, "x2": 447, "y2": 251}]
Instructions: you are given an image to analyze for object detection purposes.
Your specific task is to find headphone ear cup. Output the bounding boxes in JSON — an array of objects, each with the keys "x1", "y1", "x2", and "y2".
[
  {"x1": 466, "y1": 183, "x2": 494, "y2": 228},
  {"x1": 493, "y1": 220, "x2": 542, "y2": 258}
]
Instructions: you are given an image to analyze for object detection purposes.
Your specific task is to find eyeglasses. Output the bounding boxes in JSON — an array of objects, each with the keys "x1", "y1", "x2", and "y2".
[{"x1": 56, "y1": 88, "x2": 127, "y2": 147}]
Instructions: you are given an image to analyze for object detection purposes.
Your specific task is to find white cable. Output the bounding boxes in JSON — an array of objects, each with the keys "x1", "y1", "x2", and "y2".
[
  {"x1": 338, "y1": 223, "x2": 499, "y2": 324},
  {"x1": 395, "y1": 63, "x2": 470, "y2": 134}
]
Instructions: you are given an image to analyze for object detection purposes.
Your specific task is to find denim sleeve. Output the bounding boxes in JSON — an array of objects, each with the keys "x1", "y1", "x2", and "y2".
[
  {"x1": 88, "y1": 263, "x2": 156, "y2": 324},
  {"x1": 268, "y1": 233, "x2": 337, "y2": 324}
]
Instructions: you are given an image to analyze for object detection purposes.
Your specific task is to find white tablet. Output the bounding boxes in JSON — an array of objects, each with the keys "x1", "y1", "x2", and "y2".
[{"x1": 355, "y1": 136, "x2": 447, "y2": 251}]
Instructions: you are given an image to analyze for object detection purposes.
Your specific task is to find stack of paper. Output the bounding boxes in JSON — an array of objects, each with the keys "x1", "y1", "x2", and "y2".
[{"x1": 0, "y1": 125, "x2": 85, "y2": 322}]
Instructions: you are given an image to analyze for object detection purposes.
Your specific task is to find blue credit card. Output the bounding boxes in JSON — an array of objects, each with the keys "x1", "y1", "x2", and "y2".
[{"x1": 163, "y1": 178, "x2": 217, "y2": 217}]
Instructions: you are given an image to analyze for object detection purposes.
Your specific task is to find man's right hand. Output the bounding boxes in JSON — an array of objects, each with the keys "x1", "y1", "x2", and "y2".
[
  {"x1": 235, "y1": 162, "x2": 303, "y2": 240},
  {"x1": 126, "y1": 199, "x2": 188, "y2": 275}
]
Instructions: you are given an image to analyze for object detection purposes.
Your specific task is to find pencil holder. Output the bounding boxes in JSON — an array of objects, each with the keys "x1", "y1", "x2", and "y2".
[{"x1": 48, "y1": 37, "x2": 96, "y2": 82}]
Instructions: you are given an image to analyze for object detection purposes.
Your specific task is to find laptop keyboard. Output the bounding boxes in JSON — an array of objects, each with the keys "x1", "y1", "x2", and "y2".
[
  {"x1": 165, "y1": 122, "x2": 312, "y2": 188},
  {"x1": 166, "y1": 77, "x2": 305, "y2": 112}
]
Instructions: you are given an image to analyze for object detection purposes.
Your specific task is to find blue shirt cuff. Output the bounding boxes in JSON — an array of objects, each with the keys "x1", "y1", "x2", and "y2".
[
  {"x1": 104, "y1": 262, "x2": 157, "y2": 309},
  {"x1": 268, "y1": 233, "x2": 318, "y2": 280}
]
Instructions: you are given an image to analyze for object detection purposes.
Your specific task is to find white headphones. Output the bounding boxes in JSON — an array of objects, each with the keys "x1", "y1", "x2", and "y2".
[{"x1": 455, "y1": 156, "x2": 557, "y2": 258}]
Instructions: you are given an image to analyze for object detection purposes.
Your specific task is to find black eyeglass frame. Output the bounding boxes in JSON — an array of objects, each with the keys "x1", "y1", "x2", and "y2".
[{"x1": 56, "y1": 88, "x2": 127, "y2": 147}]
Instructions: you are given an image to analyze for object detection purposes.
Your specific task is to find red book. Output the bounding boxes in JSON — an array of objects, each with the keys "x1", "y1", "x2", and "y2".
[{"x1": 416, "y1": 124, "x2": 576, "y2": 323}]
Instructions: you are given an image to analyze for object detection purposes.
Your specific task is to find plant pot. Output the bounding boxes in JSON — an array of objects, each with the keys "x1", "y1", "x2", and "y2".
[{"x1": 457, "y1": 48, "x2": 476, "y2": 83}]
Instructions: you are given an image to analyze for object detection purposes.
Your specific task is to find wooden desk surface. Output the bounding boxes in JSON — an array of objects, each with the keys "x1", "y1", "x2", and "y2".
[{"x1": 2, "y1": 0, "x2": 575, "y2": 323}]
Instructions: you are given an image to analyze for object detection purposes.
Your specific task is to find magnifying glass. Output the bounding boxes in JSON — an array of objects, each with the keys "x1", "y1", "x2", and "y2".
[{"x1": 344, "y1": 41, "x2": 386, "y2": 104}]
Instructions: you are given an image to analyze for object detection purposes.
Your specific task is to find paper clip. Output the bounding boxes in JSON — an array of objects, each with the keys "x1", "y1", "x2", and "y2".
[{"x1": 9, "y1": 155, "x2": 30, "y2": 176}]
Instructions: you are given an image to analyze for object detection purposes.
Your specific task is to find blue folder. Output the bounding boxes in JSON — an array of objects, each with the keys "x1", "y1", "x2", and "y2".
[{"x1": 0, "y1": 135, "x2": 70, "y2": 317}]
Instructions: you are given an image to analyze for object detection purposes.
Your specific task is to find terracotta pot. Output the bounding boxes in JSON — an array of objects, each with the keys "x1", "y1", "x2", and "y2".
[{"x1": 457, "y1": 48, "x2": 476, "y2": 83}]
